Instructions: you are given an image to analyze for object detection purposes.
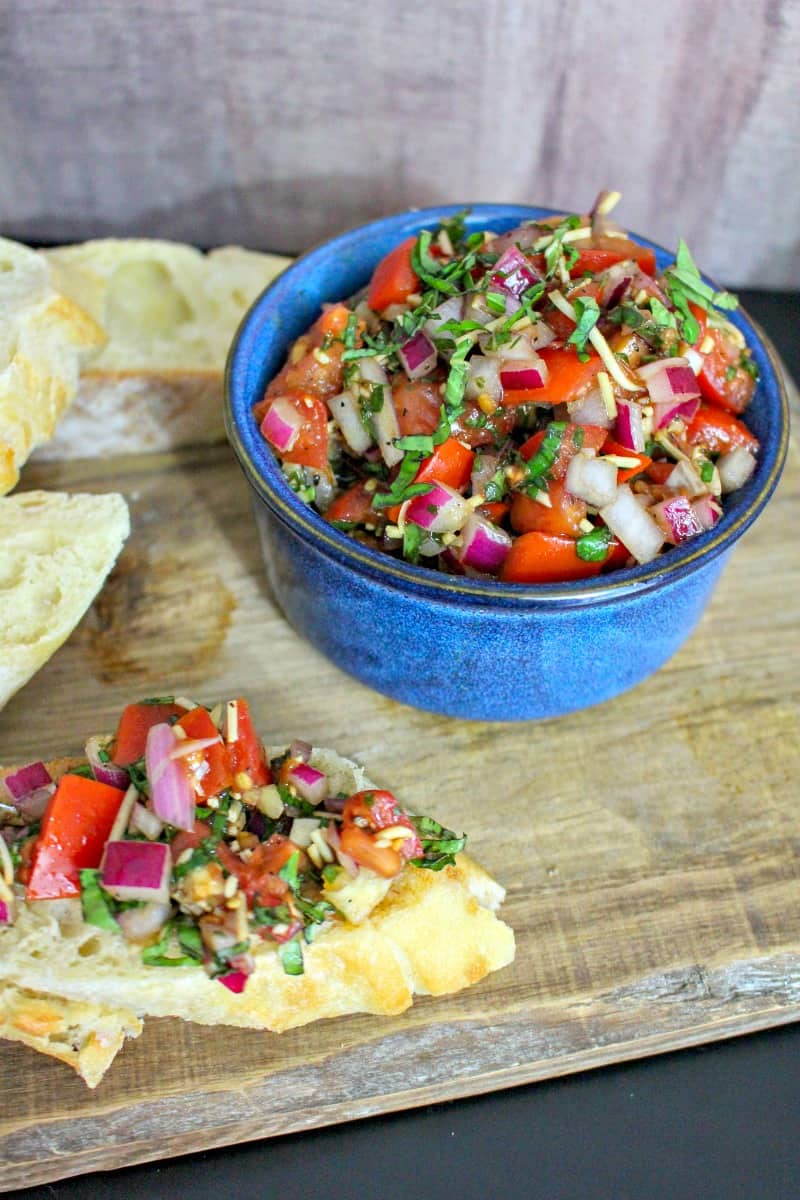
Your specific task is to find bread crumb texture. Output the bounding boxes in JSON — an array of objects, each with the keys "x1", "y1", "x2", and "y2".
[
  {"x1": 0, "y1": 490, "x2": 130, "y2": 708},
  {"x1": 0, "y1": 237, "x2": 105, "y2": 493}
]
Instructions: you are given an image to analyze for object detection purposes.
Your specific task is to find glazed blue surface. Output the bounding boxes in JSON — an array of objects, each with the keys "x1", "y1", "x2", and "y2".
[{"x1": 225, "y1": 205, "x2": 789, "y2": 721}]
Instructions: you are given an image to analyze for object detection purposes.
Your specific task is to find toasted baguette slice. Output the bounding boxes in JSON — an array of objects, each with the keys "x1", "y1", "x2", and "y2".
[
  {"x1": 0, "y1": 982, "x2": 141, "y2": 1088},
  {"x1": 38, "y1": 241, "x2": 291, "y2": 457},
  {"x1": 0, "y1": 748, "x2": 514, "y2": 1035},
  {"x1": 0, "y1": 237, "x2": 105, "y2": 492},
  {"x1": 0, "y1": 490, "x2": 130, "y2": 709}
]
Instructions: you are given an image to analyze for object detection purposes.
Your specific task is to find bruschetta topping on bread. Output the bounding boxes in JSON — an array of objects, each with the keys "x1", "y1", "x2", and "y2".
[{"x1": 1, "y1": 696, "x2": 491, "y2": 994}]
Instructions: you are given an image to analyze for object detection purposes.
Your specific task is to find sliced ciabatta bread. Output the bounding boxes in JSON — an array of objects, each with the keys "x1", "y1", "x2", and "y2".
[
  {"x1": 0, "y1": 237, "x2": 105, "y2": 492},
  {"x1": 38, "y1": 240, "x2": 290, "y2": 457},
  {"x1": 0, "y1": 490, "x2": 130, "y2": 709}
]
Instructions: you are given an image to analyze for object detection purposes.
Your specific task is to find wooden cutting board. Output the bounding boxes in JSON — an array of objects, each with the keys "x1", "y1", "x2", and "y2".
[{"x1": 1, "y1": 389, "x2": 799, "y2": 1191}]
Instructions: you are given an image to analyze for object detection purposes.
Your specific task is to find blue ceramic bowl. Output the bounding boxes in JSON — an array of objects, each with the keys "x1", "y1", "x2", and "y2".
[{"x1": 225, "y1": 205, "x2": 789, "y2": 721}]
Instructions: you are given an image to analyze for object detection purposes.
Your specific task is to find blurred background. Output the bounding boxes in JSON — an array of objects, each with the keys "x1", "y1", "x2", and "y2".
[{"x1": 1, "y1": 0, "x2": 798, "y2": 286}]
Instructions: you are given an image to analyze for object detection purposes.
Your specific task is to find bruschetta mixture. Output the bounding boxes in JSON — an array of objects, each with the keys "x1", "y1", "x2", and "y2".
[
  {"x1": 0, "y1": 697, "x2": 464, "y2": 990},
  {"x1": 255, "y1": 193, "x2": 760, "y2": 583}
]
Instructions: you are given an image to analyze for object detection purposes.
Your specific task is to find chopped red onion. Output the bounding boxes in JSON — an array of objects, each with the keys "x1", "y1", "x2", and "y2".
[
  {"x1": 599, "y1": 484, "x2": 664, "y2": 564},
  {"x1": 265, "y1": 917, "x2": 304, "y2": 945},
  {"x1": 637, "y1": 358, "x2": 700, "y2": 429},
  {"x1": 2, "y1": 761, "x2": 51, "y2": 802},
  {"x1": 218, "y1": 970, "x2": 249, "y2": 994},
  {"x1": 260, "y1": 397, "x2": 303, "y2": 454},
  {"x1": 323, "y1": 793, "x2": 348, "y2": 814},
  {"x1": 665, "y1": 459, "x2": 707, "y2": 499},
  {"x1": 487, "y1": 223, "x2": 539, "y2": 256},
  {"x1": 102, "y1": 840, "x2": 171, "y2": 903},
  {"x1": 491, "y1": 245, "x2": 540, "y2": 300},
  {"x1": 691, "y1": 495, "x2": 723, "y2": 530},
  {"x1": 288, "y1": 763, "x2": 328, "y2": 805},
  {"x1": 614, "y1": 398, "x2": 646, "y2": 453},
  {"x1": 567, "y1": 387, "x2": 614, "y2": 429},
  {"x1": 330, "y1": 390, "x2": 372, "y2": 455},
  {"x1": 145, "y1": 723, "x2": 195, "y2": 831},
  {"x1": 11, "y1": 785, "x2": 53, "y2": 822},
  {"x1": 650, "y1": 496, "x2": 703, "y2": 545},
  {"x1": 129, "y1": 801, "x2": 164, "y2": 841},
  {"x1": 405, "y1": 482, "x2": 469, "y2": 534},
  {"x1": 465, "y1": 355, "x2": 502, "y2": 403},
  {"x1": 423, "y1": 296, "x2": 464, "y2": 353},
  {"x1": 359, "y1": 358, "x2": 402, "y2": 467},
  {"x1": 455, "y1": 514, "x2": 511, "y2": 574},
  {"x1": 499, "y1": 357, "x2": 548, "y2": 391},
  {"x1": 116, "y1": 901, "x2": 172, "y2": 942},
  {"x1": 565, "y1": 452, "x2": 618, "y2": 508},
  {"x1": 717, "y1": 446, "x2": 757, "y2": 493},
  {"x1": 289, "y1": 739, "x2": 312, "y2": 763},
  {"x1": 599, "y1": 262, "x2": 634, "y2": 309},
  {"x1": 398, "y1": 330, "x2": 437, "y2": 380},
  {"x1": 288, "y1": 816, "x2": 322, "y2": 846},
  {"x1": 0, "y1": 900, "x2": 9, "y2": 924},
  {"x1": 86, "y1": 736, "x2": 130, "y2": 791}
]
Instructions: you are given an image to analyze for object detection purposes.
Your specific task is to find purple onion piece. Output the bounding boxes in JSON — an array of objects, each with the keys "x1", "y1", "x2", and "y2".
[
  {"x1": 245, "y1": 808, "x2": 268, "y2": 839},
  {"x1": 323, "y1": 793, "x2": 348, "y2": 814},
  {"x1": 398, "y1": 330, "x2": 437, "y2": 380},
  {"x1": 14, "y1": 786, "x2": 54, "y2": 822},
  {"x1": 2, "y1": 761, "x2": 51, "y2": 802},
  {"x1": 289, "y1": 739, "x2": 312, "y2": 763}
]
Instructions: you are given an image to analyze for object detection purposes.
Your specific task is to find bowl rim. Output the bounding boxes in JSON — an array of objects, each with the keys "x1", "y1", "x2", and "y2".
[{"x1": 225, "y1": 203, "x2": 790, "y2": 605}]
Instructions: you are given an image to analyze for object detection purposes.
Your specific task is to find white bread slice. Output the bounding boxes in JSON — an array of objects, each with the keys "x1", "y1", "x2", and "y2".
[
  {"x1": 0, "y1": 749, "x2": 515, "y2": 1035},
  {"x1": 0, "y1": 490, "x2": 130, "y2": 709},
  {"x1": 38, "y1": 240, "x2": 290, "y2": 457},
  {"x1": 0, "y1": 983, "x2": 141, "y2": 1088},
  {"x1": 0, "y1": 237, "x2": 105, "y2": 492}
]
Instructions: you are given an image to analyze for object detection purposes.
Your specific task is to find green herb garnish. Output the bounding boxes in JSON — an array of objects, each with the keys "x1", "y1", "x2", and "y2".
[{"x1": 575, "y1": 526, "x2": 613, "y2": 562}]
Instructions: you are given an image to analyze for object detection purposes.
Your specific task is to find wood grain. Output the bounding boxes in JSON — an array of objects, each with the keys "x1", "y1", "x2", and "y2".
[
  {"x1": 1, "y1": 1, "x2": 799, "y2": 286},
  {"x1": 0, "y1": 385, "x2": 799, "y2": 1190}
]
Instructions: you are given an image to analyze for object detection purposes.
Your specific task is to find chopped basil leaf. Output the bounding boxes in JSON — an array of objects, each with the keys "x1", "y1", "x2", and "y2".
[
  {"x1": 523, "y1": 422, "x2": 566, "y2": 492},
  {"x1": 278, "y1": 937, "x2": 305, "y2": 976},
  {"x1": 409, "y1": 814, "x2": 466, "y2": 870},
  {"x1": 567, "y1": 296, "x2": 600, "y2": 359},
  {"x1": 700, "y1": 460, "x2": 715, "y2": 483},
  {"x1": 69, "y1": 762, "x2": 95, "y2": 779},
  {"x1": 649, "y1": 297, "x2": 677, "y2": 329},
  {"x1": 402, "y1": 521, "x2": 424, "y2": 564},
  {"x1": 278, "y1": 850, "x2": 302, "y2": 892},
  {"x1": 141, "y1": 921, "x2": 198, "y2": 968},
  {"x1": 395, "y1": 433, "x2": 435, "y2": 455},
  {"x1": 576, "y1": 526, "x2": 613, "y2": 562},
  {"x1": 79, "y1": 868, "x2": 120, "y2": 933}
]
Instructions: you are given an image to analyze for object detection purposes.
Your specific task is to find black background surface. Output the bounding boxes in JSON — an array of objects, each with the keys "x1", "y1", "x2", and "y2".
[{"x1": 6, "y1": 291, "x2": 799, "y2": 1200}]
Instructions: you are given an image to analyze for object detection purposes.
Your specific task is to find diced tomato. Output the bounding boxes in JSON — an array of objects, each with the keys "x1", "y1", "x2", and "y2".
[
  {"x1": 226, "y1": 698, "x2": 271, "y2": 788},
  {"x1": 340, "y1": 789, "x2": 422, "y2": 878},
  {"x1": 686, "y1": 405, "x2": 759, "y2": 455},
  {"x1": 217, "y1": 835, "x2": 293, "y2": 908},
  {"x1": 392, "y1": 376, "x2": 442, "y2": 437},
  {"x1": 176, "y1": 707, "x2": 233, "y2": 800},
  {"x1": 367, "y1": 237, "x2": 419, "y2": 311},
  {"x1": 326, "y1": 480, "x2": 378, "y2": 526},
  {"x1": 509, "y1": 346, "x2": 604, "y2": 408},
  {"x1": 259, "y1": 392, "x2": 330, "y2": 473},
  {"x1": 570, "y1": 238, "x2": 656, "y2": 279},
  {"x1": 520, "y1": 423, "x2": 608, "y2": 480},
  {"x1": 111, "y1": 701, "x2": 184, "y2": 766},
  {"x1": 415, "y1": 437, "x2": 475, "y2": 490},
  {"x1": 499, "y1": 531, "x2": 604, "y2": 583},
  {"x1": 510, "y1": 480, "x2": 587, "y2": 538},
  {"x1": 315, "y1": 303, "x2": 353, "y2": 341},
  {"x1": 645, "y1": 462, "x2": 675, "y2": 484},
  {"x1": 689, "y1": 303, "x2": 756, "y2": 415},
  {"x1": 478, "y1": 501, "x2": 509, "y2": 524},
  {"x1": 26, "y1": 775, "x2": 127, "y2": 900},
  {"x1": 601, "y1": 437, "x2": 652, "y2": 484},
  {"x1": 451, "y1": 402, "x2": 517, "y2": 448},
  {"x1": 257, "y1": 342, "x2": 346, "y2": 415},
  {"x1": 169, "y1": 819, "x2": 212, "y2": 864}
]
